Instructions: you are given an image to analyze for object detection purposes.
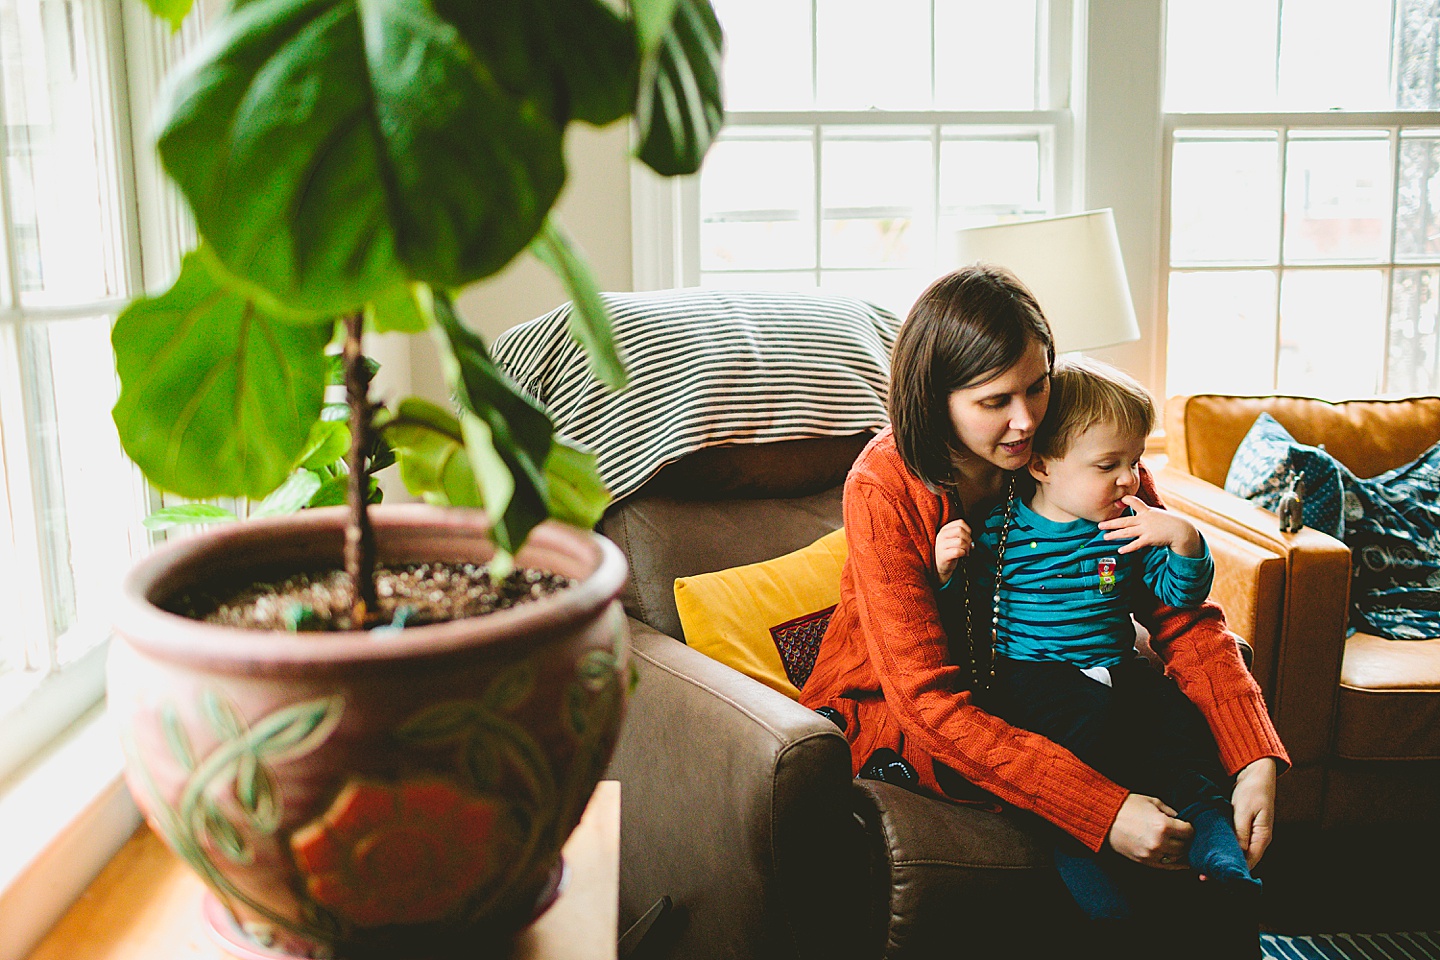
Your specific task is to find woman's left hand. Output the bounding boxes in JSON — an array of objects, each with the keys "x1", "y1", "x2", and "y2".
[{"x1": 1231, "y1": 757, "x2": 1277, "y2": 869}]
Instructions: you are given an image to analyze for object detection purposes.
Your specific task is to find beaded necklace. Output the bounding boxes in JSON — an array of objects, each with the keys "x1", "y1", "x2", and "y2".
[{"x1": 960, "y1": 473, "x2": 1017, "y2": 691}]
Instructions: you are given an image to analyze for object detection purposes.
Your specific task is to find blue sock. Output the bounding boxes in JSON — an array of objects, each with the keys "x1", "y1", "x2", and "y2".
[
  {"x1": 1181, "y1": 803, "x2": 1262, "y2": 894},
  {"x1": 1053, "y1": 844, "x2": 1131, "y2": 920}
]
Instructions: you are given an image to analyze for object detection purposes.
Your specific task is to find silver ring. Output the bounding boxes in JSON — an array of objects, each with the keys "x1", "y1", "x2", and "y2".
[{"x1": 1160, "y1": 855, "x2": 1172, "y2": 864}]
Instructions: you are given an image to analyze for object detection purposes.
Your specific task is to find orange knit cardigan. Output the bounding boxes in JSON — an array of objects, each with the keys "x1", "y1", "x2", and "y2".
[{"x1": 799, "y1": 427, "x2": 1290, "y2": 852}]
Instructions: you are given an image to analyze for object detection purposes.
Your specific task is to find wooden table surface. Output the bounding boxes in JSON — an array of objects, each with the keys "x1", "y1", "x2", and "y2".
[{"x1": 28, "y1": 781, "x2": 620, "y2": 960}]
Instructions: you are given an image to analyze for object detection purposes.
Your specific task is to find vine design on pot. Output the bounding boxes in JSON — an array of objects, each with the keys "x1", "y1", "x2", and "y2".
[
  {"x1": 124, "y1": 692, "x2": 346, "y2": 946},
  {"x1": 551, "y1": 612, "x2": 628, "y2": 851}
]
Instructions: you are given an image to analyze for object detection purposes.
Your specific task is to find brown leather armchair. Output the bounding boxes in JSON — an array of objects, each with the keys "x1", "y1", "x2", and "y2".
[{"x1": 1155, "y1": 394, "x2": 1440, "y2": 828}]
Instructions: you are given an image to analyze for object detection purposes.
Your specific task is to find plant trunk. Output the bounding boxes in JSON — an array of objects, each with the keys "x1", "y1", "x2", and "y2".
[{"x1": 343, "y1": 310, "x2": 377, "y2": 623}]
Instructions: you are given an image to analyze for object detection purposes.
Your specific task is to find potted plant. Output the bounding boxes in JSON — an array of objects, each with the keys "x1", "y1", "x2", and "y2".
[{"x1": 106, "y1": 0, "x2": 724, "y2": 955}]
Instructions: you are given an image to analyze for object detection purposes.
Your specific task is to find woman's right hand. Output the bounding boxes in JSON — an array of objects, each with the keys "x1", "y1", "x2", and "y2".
[
  {"x1": 934, "y1": 519, "x2": 972, "y2": 585},
  {"x1": 1106, "y1": 793, "x2": 1194, "y2": 870}
]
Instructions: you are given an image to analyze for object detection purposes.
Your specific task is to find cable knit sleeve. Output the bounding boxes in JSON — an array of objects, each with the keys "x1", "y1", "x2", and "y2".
[
  {"x1": 844, "y1": 474, "x2": 1131, "y2": 851},
  {"x1": 1135, "y1": 466, "x2": 1290, "y2": 775}
]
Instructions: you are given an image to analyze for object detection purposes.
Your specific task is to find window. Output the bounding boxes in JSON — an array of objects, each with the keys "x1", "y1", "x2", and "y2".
[
  {"x1": 652, "y1": 0, "x2": 1073, "y2": 318},
  {"x1": 0, "y1": 0, "x2": 194, "y2": 782},
  {"x1": 1163, "y1": 0, "x2": 1440, "y2": 399}
]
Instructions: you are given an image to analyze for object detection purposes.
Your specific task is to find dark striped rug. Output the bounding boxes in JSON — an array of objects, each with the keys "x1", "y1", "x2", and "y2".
[{"x1": 1261, "y1": 931, "x2": 1440, "y2": 958}]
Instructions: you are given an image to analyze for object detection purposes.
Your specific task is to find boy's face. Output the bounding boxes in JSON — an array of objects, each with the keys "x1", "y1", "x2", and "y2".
[{"x1": 1029, "y1": 421, "x2": 1146, "y2": 523}]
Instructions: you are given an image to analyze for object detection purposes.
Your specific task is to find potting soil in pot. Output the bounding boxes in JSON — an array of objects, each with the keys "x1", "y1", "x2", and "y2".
[{"x1": 168, "y1": 562, "x2": 573, "y2": 631}]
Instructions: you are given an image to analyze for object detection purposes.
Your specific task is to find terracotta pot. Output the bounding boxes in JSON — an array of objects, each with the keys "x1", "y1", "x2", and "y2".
[{"x1": 109, "y1": 505, "x2": 629, "y2": 959}]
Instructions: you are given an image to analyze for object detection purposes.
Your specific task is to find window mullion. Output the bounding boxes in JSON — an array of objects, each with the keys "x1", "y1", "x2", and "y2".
[
  {"x1": 0, "y1": 29, "x2": 26, "y2": 312},
  {"x1": 812, "y1": 123, "x2": 822, "y2": 289},
  {"x1": 1273, "y1": 124, "x2": 1290, "y2": 392},
  {"x1": 1382, "y1": 125, "x2": 1403, "y2": 393}
]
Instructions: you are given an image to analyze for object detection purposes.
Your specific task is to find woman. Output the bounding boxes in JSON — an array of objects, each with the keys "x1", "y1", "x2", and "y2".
[{"x1": 799, "y1": 266, "x2": 1288, "y2": 956}]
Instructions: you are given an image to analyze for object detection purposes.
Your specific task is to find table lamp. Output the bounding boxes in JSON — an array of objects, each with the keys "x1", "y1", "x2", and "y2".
[{"x1": 953, "y1": 209, "x2": 1141, "y2": 353}]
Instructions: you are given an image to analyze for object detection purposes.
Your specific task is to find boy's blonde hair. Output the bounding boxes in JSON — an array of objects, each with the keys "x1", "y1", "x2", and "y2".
[{"x1": 1034, "y1": 355, "x2": 1154, "y2": 460}]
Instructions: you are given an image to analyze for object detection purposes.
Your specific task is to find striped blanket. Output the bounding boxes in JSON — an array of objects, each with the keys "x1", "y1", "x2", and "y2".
[{"x1": 491, "y1": 289, "x2": 900, "y2": 503}]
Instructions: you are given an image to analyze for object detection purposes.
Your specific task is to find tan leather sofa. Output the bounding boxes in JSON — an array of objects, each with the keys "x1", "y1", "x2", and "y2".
[
  {"x1": 599, "y1": 435, "x2": 1083, "y2": 960},
  {"x1": 1155, "y1": 394, "x2": 1440, "y2": 828}
]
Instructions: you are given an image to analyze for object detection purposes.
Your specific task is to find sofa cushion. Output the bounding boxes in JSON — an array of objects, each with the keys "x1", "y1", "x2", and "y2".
[
  {"x1": 599, "y1": 484, "x2": 845, "y2": 640},
  {"x1": 1223, "y1": 412, "x2": 1346, "y2": 539},
  {"x1": 1337, "y1": 632, "x2": 1440, "y2": 760},
  {"x1": 674, "y1": 529, "x2": 847, "y2": 698}
]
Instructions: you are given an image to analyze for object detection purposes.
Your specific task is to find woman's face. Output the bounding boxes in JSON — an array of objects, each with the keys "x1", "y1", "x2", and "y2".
[{"x1": 945, "y1": 338, "x2": 1051, "y2": 473}]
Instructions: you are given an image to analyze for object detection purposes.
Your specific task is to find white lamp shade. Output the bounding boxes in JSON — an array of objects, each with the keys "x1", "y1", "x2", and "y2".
[{"x1": 954, "y1": 209, "x2": 1141, "y2": 353}]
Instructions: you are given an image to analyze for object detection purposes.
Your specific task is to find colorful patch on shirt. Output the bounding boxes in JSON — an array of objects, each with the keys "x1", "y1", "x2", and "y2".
[{"x1": 1097, "y1": 557, "x2": 1117, "y2": 595}]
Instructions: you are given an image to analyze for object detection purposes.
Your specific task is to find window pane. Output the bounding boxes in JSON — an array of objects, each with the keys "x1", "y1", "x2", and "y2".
[
  {"x1": 819, "y1": 269, "x2": 930, "y2": 318},
  {"x1": 1278, "y1": 0, "x2": 1392, "y2": 110},
  {"x1": 1397, "y1": 0, "x2": 1440, "y2": 109},
  {"x1": 939, "y1": 137, "x2": 1042, "y2": 221},
  {"x1": 1170, "y1": 134, "x2": 1281, "y2": 264},
  {"x1": 1278, "y1": 269, "x2": 1386, "y2": 397},
  {"x1": 699, "y1": 270, "x2": 819, "y2": 294},
  {"x1": 1388, "y1": 268, "x2": 1440, "y2": 394},
  {"x1": 1, "y1": 0, "x2": 129, "y2": 306},
  {"x1": 816, "y1": 0, "x2": 929, "y2": 109},
  {"x1": 700, "y1": 132, "x2": 816, "y2": 272},
  {"x1": 1283, "y1": 135, "x2": 1392, "y2": 263},
  {"x1": 1165, "y1": 0, "x2": 1279, "y2": 112},
  {"x1": 1166, "y1": 271, "x2": 1279, "y2": 396},
  {"x1": 821, "y1": 131, "x2": 933, "y2": 268},
  {"x1": 1397, "y1": 133, "x2": 1440, "y2": 261},
  {"x1": 934, "y1": 1, "x2": 1037, "y2": 109},
  {"x1": 16, "y1": 317, "x2": 142, "y2": 661},
  {"x1": 712, "y1": 0, "x2": 812, "y2": 110}
]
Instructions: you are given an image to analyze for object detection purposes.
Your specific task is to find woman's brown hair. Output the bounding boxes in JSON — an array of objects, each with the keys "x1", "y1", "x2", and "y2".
[{"x1": 888, "y1": 265, "x2": 1054, "y2": 488}]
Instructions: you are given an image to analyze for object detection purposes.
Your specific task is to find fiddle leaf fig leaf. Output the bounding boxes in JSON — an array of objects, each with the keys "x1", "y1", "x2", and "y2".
[
  {"x1": 142, "y1": 0, "x2": 194, "y2": 32},
  {"x1": 531, "y1": 219, "x2": 627, "y2": 390},
  {"x1": 298, "y1": 420, "x2": 352, "y2": 470},
  {"x1": 434, "y1": 0, "x2": 638, "y2": 127},
  {"x1": 365, "y1": 283, "x2": 429, "y2": 334},
  {"x1": 543, "y1": 438, "x2": 609, "y2": 530},
  {"x1": 111, "y1": 250, "x2": 330, "y2": 500},
  {"x1": 143, "y1": 504, "x2": 238, "y2": 531},
  {"x1": 631, "y1": 0, "x2": 679, "y2": 57},
  {"x1": 429, "y1": 293, "x2": 553, "y2": 554},
  {"x1": 155, "y1": 0, "x2": 567, "y2": 313},
  {"x1": 382, "y1": 398, "x2": 482, "y2": 508},
  {"x1": 250, "y1": 469, "x2": 324, "y2": 518},
  {"x1": 634, "y1": 0, "x2": 724, "y2": 176}
]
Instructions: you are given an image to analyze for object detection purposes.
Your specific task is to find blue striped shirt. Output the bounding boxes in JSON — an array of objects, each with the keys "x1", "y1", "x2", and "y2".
[{"x1": 951, "y1": 498, "x2": 1213, "y2": 669}]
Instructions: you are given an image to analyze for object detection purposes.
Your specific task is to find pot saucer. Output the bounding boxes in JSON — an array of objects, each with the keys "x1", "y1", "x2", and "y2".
[{"x1": 202, "y1": 857, "x2": 568, "y2": 960}]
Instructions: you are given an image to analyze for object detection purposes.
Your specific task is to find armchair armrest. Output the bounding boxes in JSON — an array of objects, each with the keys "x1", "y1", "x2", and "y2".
[
  {"x1": 605, "y1": 618, "x2": 870, "y2": 960},
  {"x1": 1153, "y1": 468, "x2": 1351, "y2": 779}
]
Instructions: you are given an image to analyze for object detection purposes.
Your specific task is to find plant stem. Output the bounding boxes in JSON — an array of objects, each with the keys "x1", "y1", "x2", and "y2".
[{"x1": 343, "y1": 311, "x2": 377, "y2": 623}]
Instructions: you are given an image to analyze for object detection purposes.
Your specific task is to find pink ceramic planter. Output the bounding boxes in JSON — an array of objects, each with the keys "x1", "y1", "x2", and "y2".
[{"x1": 109, "y1": 505, "x2": 629, "y2": 959}]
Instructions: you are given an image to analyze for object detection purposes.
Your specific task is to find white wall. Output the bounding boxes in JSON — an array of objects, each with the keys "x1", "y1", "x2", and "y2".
[{"x1": 409, "y1": 122, "x2": 636, "y2": 404}]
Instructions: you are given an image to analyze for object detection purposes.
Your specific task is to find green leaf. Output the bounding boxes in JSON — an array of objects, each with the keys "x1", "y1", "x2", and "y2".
[
  {"x1": 325, "y1": 354, "x2": 380, "y2": 388},
  {"x1": 248, "y1": 697, "x2": 344, "y2": 762},
  {"x1": 630, "y1": 0, "x2": 679, "y2": 57},
  {"x1": 201, "y1": 690, "x2": 246, "y2": 741},
  {"x1": 366, "y1": 283, "x2": 428, "y2": 334},
  {"x1": 250, "y1": 469, "x2": 324, "y2": 518},
  {"x1": 143, "y1": 504, "x2": 239, "y2": 531},
  {"x1": 141, "y1": 0, "x2": 195, "y2": 32},
  {"x1": 111, "y1": 250, "x2": 330, "y2": 500},
  {"x1": 307, "y1": 474, "x2": 380, "y2": 508},
  {"x1": 162, "y1": 705, "x2": 196, "y2": 773},
  {"x1": 542, "y1": 438, "x2": 609, "y2": 530},
  {"x1": 434, "y1": 0, "x2": 638, "y2": 128},
  {"x1": 429, "y1": 293, "x2": 553, "y2": 553},
  {"x1": 394, "y1": 701, "x2": 485, "y2": 745},
  {"x1": 483, "y1": 661, "x2": 536, "y2": 713},
  {"x1": 530, "y1": 220, "x2": 627, "y2": 390},
  {"x1": 635, "y1": 0, "x2": 725, "y2": 176},
  {"x1": 382, "y1": 398, "x2": 482, "y2": 508},
  {"x1": 298, "y1": 420, "x2": 351, "y2": 470},
  {"x1": 155, "y1": 0, "x2": 567, "y2": 313}
]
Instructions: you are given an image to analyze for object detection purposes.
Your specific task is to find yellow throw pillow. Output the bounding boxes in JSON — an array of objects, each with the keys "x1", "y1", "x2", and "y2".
[{"x1": 673, "y1": 529, "x2": 848, "y2": 699}]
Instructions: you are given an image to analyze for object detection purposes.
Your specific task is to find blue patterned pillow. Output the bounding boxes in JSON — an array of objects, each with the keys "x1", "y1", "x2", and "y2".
[
  {"x1": 1223, "y1": 413, "x2": 1345, "y2": 540},
  {"x1": 1344, "y1": 441, "x2": 1440, "y2": 640}
]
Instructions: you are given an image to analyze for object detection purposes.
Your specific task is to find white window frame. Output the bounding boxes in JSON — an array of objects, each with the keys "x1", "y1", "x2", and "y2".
[
  {"x1": 1159, "y1": 110, "x2": 1440, "y2": 398},
  {"x1": 633, "y1": 0, "x2": 1082, "y2": 295}
]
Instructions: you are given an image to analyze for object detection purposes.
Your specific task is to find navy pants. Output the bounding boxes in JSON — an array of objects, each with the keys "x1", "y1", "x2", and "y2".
[{"x1": 975, "y1": 654, "x2": 1261, "y2": 960}]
